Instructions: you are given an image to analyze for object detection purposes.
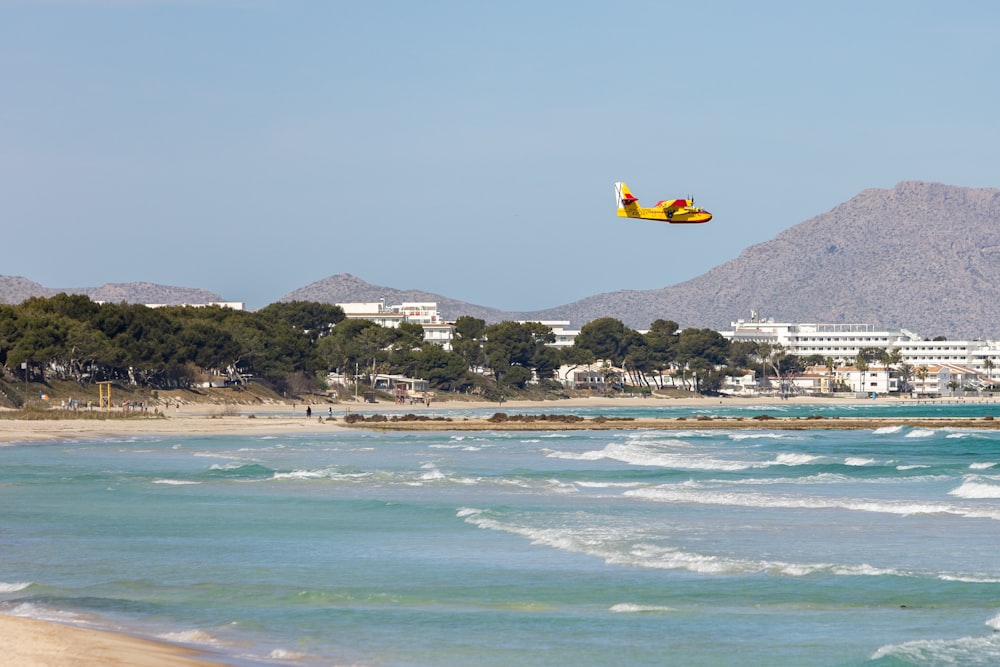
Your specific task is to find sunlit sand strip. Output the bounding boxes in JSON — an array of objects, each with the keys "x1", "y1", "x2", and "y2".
[{"x1": 0, "y1": 614, "x2": 224, "y2": 667}]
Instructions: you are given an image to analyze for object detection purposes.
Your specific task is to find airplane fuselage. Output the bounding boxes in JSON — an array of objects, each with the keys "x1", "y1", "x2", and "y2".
[
  {"x1": 617, "y1": 203, "x2": 712, "y2": 224},
  {"x1": 614, "y1": 182, "x2": 712, "y2": 224}
]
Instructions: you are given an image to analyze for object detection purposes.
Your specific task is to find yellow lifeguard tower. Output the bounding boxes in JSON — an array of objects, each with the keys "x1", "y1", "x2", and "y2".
[{"x1": 97, "y1": 381, "x2": 112, "y2": 411}]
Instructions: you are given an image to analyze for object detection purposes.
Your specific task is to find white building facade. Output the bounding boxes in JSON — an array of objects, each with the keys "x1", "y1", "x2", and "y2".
[
  {"x1": 720, "y1": 317, "x2": 1000, "y2": 383},
  {"x1": 337, "y1": 301, "x2": 455, "y2": 350}
]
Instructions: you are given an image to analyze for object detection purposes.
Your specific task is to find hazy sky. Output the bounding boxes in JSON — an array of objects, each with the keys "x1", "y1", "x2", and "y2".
[{"x1": 3, "y1": 1, "x2": 998, "y2": 310}]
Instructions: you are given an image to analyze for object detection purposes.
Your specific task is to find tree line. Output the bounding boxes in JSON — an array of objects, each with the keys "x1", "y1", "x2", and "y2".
[{"x1": 0, "y1": 295, "x2": 836, "y2": 398}]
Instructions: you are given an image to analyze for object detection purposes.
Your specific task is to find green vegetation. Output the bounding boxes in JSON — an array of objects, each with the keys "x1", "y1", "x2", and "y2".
[{"x1": 0, "y1": 294, "x2": 789, "y2": 408}]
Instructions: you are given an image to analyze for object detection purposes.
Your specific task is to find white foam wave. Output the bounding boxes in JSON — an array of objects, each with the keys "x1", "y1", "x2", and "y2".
[
  {"x1": 157, "y1": 629, "x2": 220, "y2": 646},
  {"x1": 970, "y1": 462, "x2": 997, "y2": 470},
  {"x1": 906, "y1": 428, "x2": 937, "y2": 438},
  {"x1": 457, "y1": 508, "x2": 910, "y2": 578},
  {"x1": 0, "y1": 582, "x2": 31, "y2": 593},
  {"x1": 896, "y1": 464, "x2": 930, "y2": 470},
  {"x1": 272, "y1": 469, "x2": 332, "y2": 480},
  {"x1": 987, "y1": 612, "x2": 1000, "y2": 631},
  {"x1": 268, "y1": 648, "x2": 311, "y2": 660},
  {"x1": 949, "y1": 477, "x2": 1000, "y2": 499},
  {"x1": 208, "y1": 462, "x2": 253, "y2": 470},
  {"x1": 728, "y1": 432, "x2": 797, "y2": 440},
  {"x1": 871, "y1": 633, "x2": 1000, "y2": 665},
  {"x1": 625, "y1": 485, "x2": 1000, "y2": 520},
  {"x1": 609, "y1": 603, "x2": 676, "y2": 613},
  {"x1": 152, "y1": 479, "x2": 201, "y2": 485},
  {"x1": 271, "y1": 468, "x2": 374, "y2": 484},
  {"x1": 844, "y1": 457, "x2": 875, "y2": 466},
  {"x1": 939, "y1": 574, "x2": 1000, "y2": 583},
  {"x1": 873, "y1": 425, "x2": 905, "y2": 434},
  {"x1": 545, "y1": 442, "x2": 752, "y2": 471},
  {"x1": 719, "y1": 472, "x2": 851, "y2": 486},
  {"x1": 4, "y1": 602, "x2": 89, "y2": 624},
  {"x1": 768, "y1": 453, "x2": 821, "y2": 466},
  {"x1": 574, "y1": 481, "x2": 647, "y2": 489}
]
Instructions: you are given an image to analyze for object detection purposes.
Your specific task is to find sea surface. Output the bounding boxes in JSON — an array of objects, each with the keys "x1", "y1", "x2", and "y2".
[{"x1": 3, "y1": 401, "x2": 1000, "y2": 666}]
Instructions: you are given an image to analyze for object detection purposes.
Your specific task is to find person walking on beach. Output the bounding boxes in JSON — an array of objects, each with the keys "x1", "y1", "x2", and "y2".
[{"x1": 306, "y1": 405, "x2": 312, "y2": 418}]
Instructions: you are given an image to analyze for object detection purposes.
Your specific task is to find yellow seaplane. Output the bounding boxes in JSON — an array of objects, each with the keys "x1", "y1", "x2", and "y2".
[{"x1": 615, "y1": 182, "x2": 712, "y2": 224}]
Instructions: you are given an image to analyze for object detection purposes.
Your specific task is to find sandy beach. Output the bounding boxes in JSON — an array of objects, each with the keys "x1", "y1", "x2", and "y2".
[
  {"x1": 4, "y1": 392, "x2": 999, "y2": 665},
  {"x1": 0, "y1": 614, "x2": 224, "y2": 666},
  {"x1": 3, "y1": 394, "x2": 999, "y2": 443}
]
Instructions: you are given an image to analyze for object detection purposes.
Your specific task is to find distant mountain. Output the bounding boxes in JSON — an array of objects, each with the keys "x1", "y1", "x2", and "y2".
[
  {"x1": 527, "y1": 181, "x2": 1000, "y2": 339},
  {"x1": 283, "y1": 182, "x2": 1000, "y2": 339},
  {"x1": 8, "y1": 181, "x2": 1000, "y2": 340},
  {"x1": 280, "y1": 273, "x2": 515, "y2": 323},
  {"x1": 0, "y1": 278, "x2": 223, "y2": 306}
]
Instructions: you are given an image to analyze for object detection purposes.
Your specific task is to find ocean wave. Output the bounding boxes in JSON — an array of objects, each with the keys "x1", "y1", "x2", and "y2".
[
  {"x1": 544, "y1": 441, "x2": 752, "y2": 471},
  {"x1": 609, "y1": 603, "x2": 676, "y2": 613},
  {"x1": 845, "y1": 457, "x2": 876, "y2": 466},
  {"x1": 906, "y1": 429, "x2": 938, "y2": 438},
  {"x1": 949, "y1": 476, "x2": 1000, "y2": 499},
  {"x1": 271, "y1": 468, "x2": 374, "y2": 483},
  {"x1": 0, "y1": 582, "x2": 32, "y2": 593},
  {"x1": 206, "y1": 463, "x2": 276, "y2": 480},
  {"x1": 873, "y1": 425, "x2": 906, "y2": 434},
  {"x1": 267, "y1": 648, "x2": 312, "y2": 661},
  {"x1": 574, "y1": 481, "x2": 647, "y2": 489},
  {"x1": 728, "y1": 432, "x2": 799, "y2": 440},
  {"x1": 457, "y1": 508, "x2": 913, "y2": 578},
  {"x1": 871, "y1": 633, "x2": 1000, "y2": 665},
  {"x1": 970, "y1": 462, "x2": 997, "y2": 470},
  {"x1": 624, "y1": 485, "x2": 1000, "y2": 520},
  {"x1": 711, "y1": 472, "x2": 947, "y2": 487},
  {"x1": 2, "y1": 602, "x2": 89, "y2": 624},
  {"x1": 152, "y1": 479, "x2": 201, "y2": 485},
  {"x1": 939, "y1": 574, "x2": 1000, "y2": 583},
  {"x1": 157, "y1": 629, "x2": 222, "y2": 646},
  {"x1": 765, "y1": 453, "x2": 822, "y2": 466}
]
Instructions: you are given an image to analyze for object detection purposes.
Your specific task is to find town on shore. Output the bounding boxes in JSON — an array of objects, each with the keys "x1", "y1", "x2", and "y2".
[{"x1": 3, "y1": 295, "x2": 1000, "y2": 415}]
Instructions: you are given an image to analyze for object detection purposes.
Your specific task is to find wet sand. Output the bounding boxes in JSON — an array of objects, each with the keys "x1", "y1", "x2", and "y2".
[{"x1": 0, "y1": 614, "x2": 224, "y2": 666}]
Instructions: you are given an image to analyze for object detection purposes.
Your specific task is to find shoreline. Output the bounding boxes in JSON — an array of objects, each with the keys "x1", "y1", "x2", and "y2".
[
  {"x1": 3, "y1": 394, "x2": 1000, "y2": 443},
  {"x1": 0, "y1": 614, "x2": 226, "y2": 667}
]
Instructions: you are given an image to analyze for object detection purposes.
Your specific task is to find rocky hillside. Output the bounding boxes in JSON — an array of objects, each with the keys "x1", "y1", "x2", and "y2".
[
  {"x1": 0, "y1": 278, "x2": 223, "y2": 306},
  {"x1": 283, "y1": 182, "x2": 1000, "y2": 339},
  {"x1": 7, "y1": 181, "x2": 1000, "y2": 339},
  {"x1": 529, "y1": 181, "x2": 1000, "y2": 339},
  {"x1": 279, "y1": 273, "x2": 517, "y2": 323}
]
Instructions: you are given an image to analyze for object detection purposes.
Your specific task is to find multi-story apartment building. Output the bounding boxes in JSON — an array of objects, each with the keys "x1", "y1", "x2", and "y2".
[
  {"x1": 720, "y1": 316, "x2": 1000, "y2": 382},
  {"x1": 337, "y1": 301, "x2": 455, "y2": 350}
]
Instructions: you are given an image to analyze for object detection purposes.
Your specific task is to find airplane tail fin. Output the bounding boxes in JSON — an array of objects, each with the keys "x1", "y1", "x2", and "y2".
[{"x1": 615, "y1": 182, "x2": 639, "y2": 217}]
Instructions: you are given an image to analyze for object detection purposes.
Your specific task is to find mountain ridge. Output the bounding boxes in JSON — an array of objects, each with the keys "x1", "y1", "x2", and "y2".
[
  {"x1": 4, "y1": 181, "x2": 1000, "y2": 339},
  {"x1": 279, "y1": 181, "x2": 1000, "y2": 339}
]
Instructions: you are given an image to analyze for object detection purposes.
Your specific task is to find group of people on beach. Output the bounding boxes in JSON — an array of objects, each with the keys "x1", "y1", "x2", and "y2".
[{"x1": 303, "y1": 404, "x2": 334, "y2": 422}]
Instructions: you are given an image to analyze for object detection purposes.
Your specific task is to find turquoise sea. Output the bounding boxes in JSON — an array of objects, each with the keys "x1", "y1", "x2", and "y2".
[{"x1": 3, "y1": 401, "x2": 1000, "y2": 666}]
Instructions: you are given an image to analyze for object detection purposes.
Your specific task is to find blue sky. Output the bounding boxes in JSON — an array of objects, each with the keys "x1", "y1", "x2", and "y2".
[{"x1": 3, "y1": 1, "x2": 999, "y2": 310}]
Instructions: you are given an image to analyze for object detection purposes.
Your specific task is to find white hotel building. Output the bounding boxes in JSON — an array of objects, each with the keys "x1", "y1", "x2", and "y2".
[
  {"x1": 336, "y1": 301, "x2": 455, "y2": 349},
  {"x1": 333, "y1": 302, "x2": 1000, "y2": 388},
  {"x1": 720, "y1": 317, "x2": 1000, "y2": 381}
]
